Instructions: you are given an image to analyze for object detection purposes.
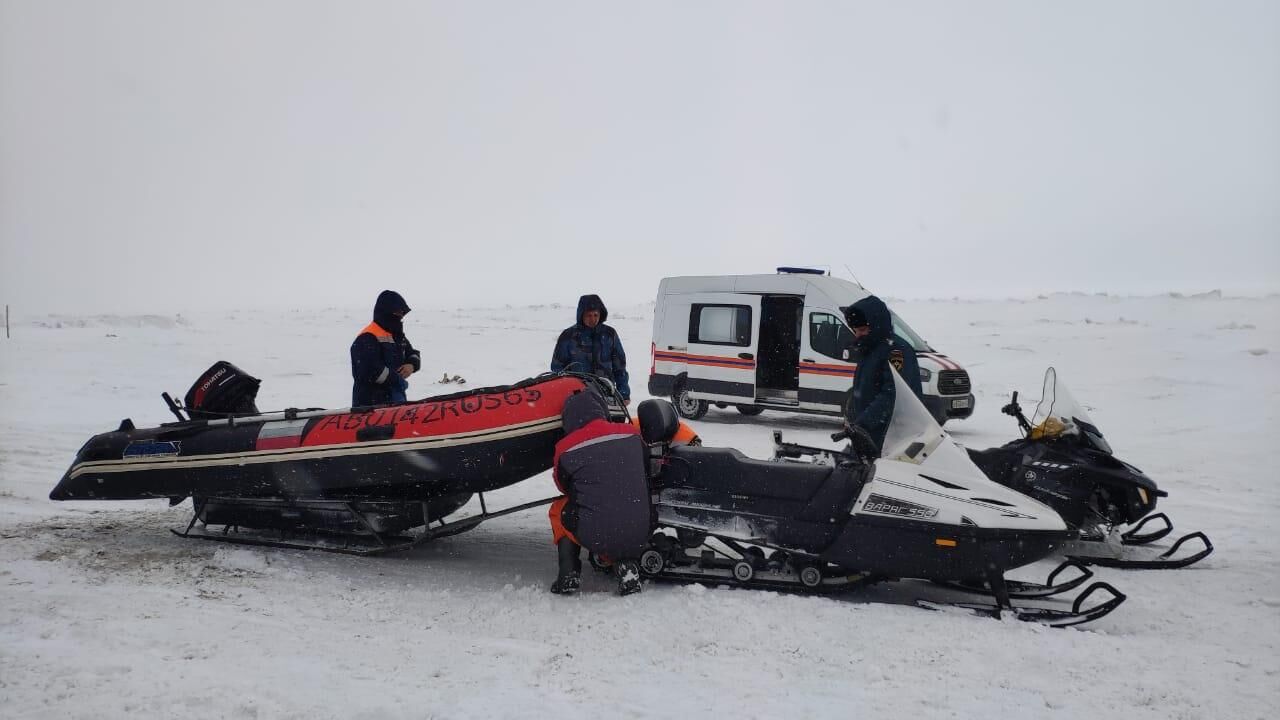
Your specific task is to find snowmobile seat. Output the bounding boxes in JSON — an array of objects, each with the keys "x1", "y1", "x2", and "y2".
[
  {"x1": 636, "y1": 399, "x2": 679, "y2": 444},
  {"x1": 662, "y1": 445, "x2": 835, "y2": 501}
]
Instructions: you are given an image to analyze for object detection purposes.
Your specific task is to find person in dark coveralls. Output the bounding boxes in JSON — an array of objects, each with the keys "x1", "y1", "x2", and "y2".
[
  {"x1": 841, "y1": 295, "x2": 898, "y2": 454},
  {"x1": 550, "y1": 294, "x2": 630, "y2": 405},
  {"x1": 548, "y1": 386, "x2": 651, "y2": 595},
  {"x1": 350, "y1": 290, "x2": 422, "y2": 407}
]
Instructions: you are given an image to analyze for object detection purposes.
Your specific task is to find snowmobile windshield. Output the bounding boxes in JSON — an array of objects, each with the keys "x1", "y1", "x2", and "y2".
[
  {"x1": 1030, "y1": 368, "x2": 1112, "y2": 454},
  {"x1": 880, "y1": 368, "x2": 984, "y2": 476}
]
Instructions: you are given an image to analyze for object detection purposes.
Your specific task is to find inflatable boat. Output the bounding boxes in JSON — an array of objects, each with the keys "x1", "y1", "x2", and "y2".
[{"x1": 52, "y1": 362, "x2": 608, "y2": 552}]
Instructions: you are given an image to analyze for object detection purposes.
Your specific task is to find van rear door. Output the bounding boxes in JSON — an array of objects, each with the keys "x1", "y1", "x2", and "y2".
[
  {"x1": 672, "y1": 294, "x2": 761, "y2": 403},
  {"x1": 798, "y1": 307, "x2": 857, "y2": 412}
]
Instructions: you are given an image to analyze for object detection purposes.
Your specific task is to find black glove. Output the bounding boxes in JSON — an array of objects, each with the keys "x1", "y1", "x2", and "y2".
[{"x1": 837, "y1": 422, "x2": 878, "y2": 460}]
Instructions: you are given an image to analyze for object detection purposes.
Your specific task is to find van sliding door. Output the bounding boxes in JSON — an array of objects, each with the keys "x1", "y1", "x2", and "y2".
[{"x1": 678, "y1": 294, "x2": 762, "y2": 403}]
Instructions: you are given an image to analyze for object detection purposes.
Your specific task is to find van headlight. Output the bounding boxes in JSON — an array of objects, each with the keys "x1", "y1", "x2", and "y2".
[{"x1": 919, "y1": 368, "x2": 932, "y2": 382}]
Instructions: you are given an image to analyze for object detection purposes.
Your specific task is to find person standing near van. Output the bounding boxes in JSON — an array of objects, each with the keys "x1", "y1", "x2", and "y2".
[
  {"x1": 550, "y1": 294, "x2": 631, "y2": 404},
  {"x1": 351, "y1": 290, "x2": 421, "y2": 407},
  {"x1": 842, "y1": 295, "x2": 897, "y2": 453}
]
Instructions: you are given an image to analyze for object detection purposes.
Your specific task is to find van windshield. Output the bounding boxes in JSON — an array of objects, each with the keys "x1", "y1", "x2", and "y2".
[{"x1": 889, "y1": 312, "x2": 934, "y2": 352}]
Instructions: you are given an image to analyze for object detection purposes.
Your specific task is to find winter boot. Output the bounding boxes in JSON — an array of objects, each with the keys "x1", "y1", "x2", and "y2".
[
  {"x1": 550, "y1": 539, "x2": 582, "y2": 595},
  {"x1": 615, "y1": 559, "x2": 642, "y2": 596}
]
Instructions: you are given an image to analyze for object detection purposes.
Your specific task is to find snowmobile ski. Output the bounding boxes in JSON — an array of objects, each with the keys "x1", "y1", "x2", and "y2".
[
  {"x1": 932, "y1": 559, "x2": 1094, "y2": 599},
  {"x1": 917, "y1": 580, "x2": 1127, "y2": 628},
  {"x1": 1066, "y1": 530, "x2": 1213, "y2": 570},
  {"x1": 1118, "y1": 512, "x2": 1174, "y2": 545}
]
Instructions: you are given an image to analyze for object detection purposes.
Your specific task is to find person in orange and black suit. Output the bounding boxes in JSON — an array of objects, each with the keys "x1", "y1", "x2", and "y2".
[{"x1": 351, "y1": 290, "x2": 421, "y2": 407}]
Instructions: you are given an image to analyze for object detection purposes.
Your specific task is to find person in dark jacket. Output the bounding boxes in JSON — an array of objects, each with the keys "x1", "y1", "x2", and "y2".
[
  {"x1": 350, "y1": 290, "x2": 422, "y2": 407},
  {"x1": 550, "y1": 294, "x2": 630, "y2": 404},
  {"x1": 841, "y1": 295, "x2": 897, "y2": 454},
  {"x1": 548, "y1": 386, "x2": 651, "y2": 595}
]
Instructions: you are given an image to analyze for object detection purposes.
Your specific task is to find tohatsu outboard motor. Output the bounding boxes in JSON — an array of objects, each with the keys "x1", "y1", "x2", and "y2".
[{"x1": 182, "y1": 361, "x2": 261, "y2": 420}]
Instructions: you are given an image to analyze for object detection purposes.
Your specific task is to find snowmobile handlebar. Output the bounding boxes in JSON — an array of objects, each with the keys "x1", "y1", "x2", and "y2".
[
  {"x1": 772, "y1": 428, "x2": 874, "y2": 465},
  {"x1": 1000, "y1": 391, "x2": 1021, "y2": 417},
  {"x1": 833, "y1": 424, "x2": 879, "y2": 460},
  {"x1": 1002, "y1": 391, "x2": 1034, "y2": 435}
]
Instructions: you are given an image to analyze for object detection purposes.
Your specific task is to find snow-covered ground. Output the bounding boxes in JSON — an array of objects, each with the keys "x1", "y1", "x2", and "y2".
[{"x1": 1, "y1": 294, "x2": 1277, "y2": 719}]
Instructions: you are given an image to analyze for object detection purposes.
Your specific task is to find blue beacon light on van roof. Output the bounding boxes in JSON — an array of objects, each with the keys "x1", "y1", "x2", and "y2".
[{"x1": 776, "y1": 267, "x2": 827, "y2": 275}]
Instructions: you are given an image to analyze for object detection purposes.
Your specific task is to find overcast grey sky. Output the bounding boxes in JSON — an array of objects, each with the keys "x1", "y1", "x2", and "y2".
[{"x1": 1, "y1": 1, "x2": 1277, "y2": 313}]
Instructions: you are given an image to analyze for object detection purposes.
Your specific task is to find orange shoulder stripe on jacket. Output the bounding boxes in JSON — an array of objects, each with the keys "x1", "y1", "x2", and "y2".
[{"x1": 359, "y1": 321, "x2": 393, "y2": 340}]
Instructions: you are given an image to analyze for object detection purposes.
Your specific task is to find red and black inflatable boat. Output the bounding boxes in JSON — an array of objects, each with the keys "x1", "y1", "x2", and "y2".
[{"x1": 52, "y1": 362, "x2": 611, "y2": 553}]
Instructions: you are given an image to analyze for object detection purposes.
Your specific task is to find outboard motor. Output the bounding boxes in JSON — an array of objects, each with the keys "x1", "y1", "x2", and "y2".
[{"x1": 183, "y1": 361, "x2": 261, "y2": 420}]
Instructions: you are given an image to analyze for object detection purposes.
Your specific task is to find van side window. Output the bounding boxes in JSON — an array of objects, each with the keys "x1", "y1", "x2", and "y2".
[
  {"x1": 809, "y1": 313, "x2": 855, "y2": 361},
  {"x1": 689, "y1": 304, "x2": 752, "y2": 347}
]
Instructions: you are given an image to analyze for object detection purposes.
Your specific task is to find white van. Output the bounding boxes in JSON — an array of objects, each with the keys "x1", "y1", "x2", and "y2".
[{"x1": 647, "y1": 268, "x2": 975, "y2": 424}]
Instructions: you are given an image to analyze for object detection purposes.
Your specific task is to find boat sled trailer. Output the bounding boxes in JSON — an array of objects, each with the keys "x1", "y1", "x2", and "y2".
[{"x1": 52, "y1": 364, "x2": 610, "y2": 552}]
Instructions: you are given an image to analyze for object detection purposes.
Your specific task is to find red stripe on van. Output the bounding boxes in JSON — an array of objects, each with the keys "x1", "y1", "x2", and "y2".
[
  {"x1": 799, "y1": 367, "x2": 856, "y2": 378},
  {"x1": 920, "y1": 352, "x2": 960, "y2": 371},
  {"x1": 653, "y1": 350, "x2": 755, "y2": 370}
]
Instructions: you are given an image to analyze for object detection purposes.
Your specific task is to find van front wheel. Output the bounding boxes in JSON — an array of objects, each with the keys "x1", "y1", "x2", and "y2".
[
  {"x1": 735, "y1": 405, "x2": 764, "y2": 416},
  {"x1": 673, "y1": 388, "x2": 708, "y2": 420}
]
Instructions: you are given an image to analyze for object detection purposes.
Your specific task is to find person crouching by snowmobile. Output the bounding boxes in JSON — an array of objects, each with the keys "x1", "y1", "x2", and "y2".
[
  {"x1": 550, "y1": 294, "x2": 631, "y2": 406},
  {"x1": 841, "y1": 295, "x2": 897, "y2": 454},
  {"x1": 350, "y1": 290, "x2": 422, "y2": 407},
  {"x1": 549, "y1": 386, "x2": 651, "y2": 595}
]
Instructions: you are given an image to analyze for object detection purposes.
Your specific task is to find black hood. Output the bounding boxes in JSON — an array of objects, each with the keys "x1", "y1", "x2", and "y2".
[
  {"x1": 575, "y1": 294, "x2": 608, "y2": 325},
  {"x1": 373, "y1": 290, "x2": 410, "y2": 339},
  {"x1": 843, "y1": 295, "x2": 892, "y2": 349},
  {"x1": 562, "y1": 387, "x2": 609, "y2": 434}
]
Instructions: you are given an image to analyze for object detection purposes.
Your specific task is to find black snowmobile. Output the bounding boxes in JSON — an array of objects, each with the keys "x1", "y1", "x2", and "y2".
[{"x1": 966, "y1": 368, "x2": 1213, "y2": 570}]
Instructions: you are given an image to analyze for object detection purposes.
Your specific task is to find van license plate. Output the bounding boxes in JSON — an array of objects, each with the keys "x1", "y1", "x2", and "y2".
[{"x1": 951, "y1": 398, "x2": 971, "y2": 410}]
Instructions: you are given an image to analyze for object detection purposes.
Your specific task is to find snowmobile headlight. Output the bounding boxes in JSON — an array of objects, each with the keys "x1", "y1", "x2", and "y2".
[
  {"x1": 1137, "y1": 487, "x2": 1149, "y2": 506},
  {"x1": 919, "y1": 368, "x2": 932, "y2": 383}
]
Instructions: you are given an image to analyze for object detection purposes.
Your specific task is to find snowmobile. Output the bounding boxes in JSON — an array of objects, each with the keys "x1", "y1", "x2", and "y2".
[
  {"x1": 52, "y1": 362, "x2": 621, "y2": 554},
  {"x1": 627, "y1": 370, "x2": 1127, "y2": 627},
  {"x1": 966, "y1": 368, "x2": 1213, "y2": 570}
]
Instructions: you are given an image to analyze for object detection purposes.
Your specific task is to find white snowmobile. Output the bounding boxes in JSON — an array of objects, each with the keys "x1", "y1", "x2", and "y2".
[{"x1": 630, "y1": 370, "x2": 1127, "y2": 627}]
